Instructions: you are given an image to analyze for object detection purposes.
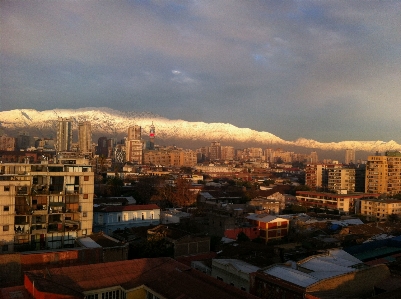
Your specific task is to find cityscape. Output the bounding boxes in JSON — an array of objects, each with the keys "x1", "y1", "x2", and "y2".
[
  {"x1": 1, "y1": 1, "x2": 401, "y2": 299},
  {"x1": 1, "y1": 116, "x2": 401, "y2": 298}
]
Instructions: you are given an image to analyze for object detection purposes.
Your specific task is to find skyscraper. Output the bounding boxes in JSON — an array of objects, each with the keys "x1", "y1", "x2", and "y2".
[
  {"x1": 345, "y1": 149, "x2": 355, "y2": 164},
  {"x1": 78, "y1": 121, "x2": 92, "y2": 154},
  {"x1": 126, "y1": 125, "x2": 143, "y2": 164},
  {"x1": 56, "y1": 117, "x2": 72, "y2": 152}
]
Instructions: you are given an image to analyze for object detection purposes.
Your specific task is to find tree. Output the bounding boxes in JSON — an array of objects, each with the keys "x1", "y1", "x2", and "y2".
[
  {"x1": 387, "y1": 213, "x2": 400, "y2": 223},
  {"x1": 105, "y1": 176, "x2": 124, "y2": 196}
]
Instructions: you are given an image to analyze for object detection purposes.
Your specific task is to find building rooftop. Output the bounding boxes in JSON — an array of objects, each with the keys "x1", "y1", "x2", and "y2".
[
  {"x1": 93, "y1": 204, "x2": 159, "y2": 212},
  {"x1": 24, "y1": 257, "x2": 259, "y2": 299}
]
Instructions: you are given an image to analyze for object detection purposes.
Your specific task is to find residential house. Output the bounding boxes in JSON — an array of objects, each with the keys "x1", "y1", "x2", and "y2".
[{"x1": 246, "y1": 214, "x2": 289, "y2": 243}]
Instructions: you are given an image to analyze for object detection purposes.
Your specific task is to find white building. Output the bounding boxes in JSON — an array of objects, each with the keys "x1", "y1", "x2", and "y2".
[{"x1": 93, "y1": 204, "x2": 160, "y2": 234}]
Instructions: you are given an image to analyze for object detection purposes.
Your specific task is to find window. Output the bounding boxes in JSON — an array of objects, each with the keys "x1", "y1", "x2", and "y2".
[
  {"x1": 4, "y1": 206, "x2": 9, "y2": 212},
  {"x1": 83, "y1": 212, "x2": 87, "y2": 217},
  {"x1": 3, "y1": 225, "x2": 9, "y2": 231},
  {"x1": 217, "y1": 276, "x2": 223, "y2": 281},
  {"x1": 4, "y1": 186, "x2": 10, "y2": 192},
  {"x1": 84, "y1": 176, "x2": 89, "y2": 181},
  {"x1": 2, "y1": 244, "x2": 8, "y2": 252}
]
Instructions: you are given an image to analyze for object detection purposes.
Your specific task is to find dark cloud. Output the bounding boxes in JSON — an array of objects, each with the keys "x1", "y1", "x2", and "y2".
[{"x1": 1, "y1": 0, "x2": 400, "y2": 143}]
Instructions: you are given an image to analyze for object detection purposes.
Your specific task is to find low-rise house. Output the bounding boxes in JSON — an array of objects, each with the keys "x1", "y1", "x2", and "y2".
[
  {"x1": 212, "y1": 259, "x2": 260, "y2": 293},
  {"x1": 246, "y1": 214, "x2": 289, "y2": 243},
  {"x1": 93, "y1": 204, "x2": 160, "y2": 234}
]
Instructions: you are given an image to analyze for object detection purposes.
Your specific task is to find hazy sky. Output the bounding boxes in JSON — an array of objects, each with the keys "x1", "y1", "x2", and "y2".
[{"x1": 1, "y1": 0, "x2": 400, "y2": 143}]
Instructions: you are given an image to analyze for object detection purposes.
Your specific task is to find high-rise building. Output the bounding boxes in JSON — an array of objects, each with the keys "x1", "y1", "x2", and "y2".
[
  {"x1": 221, "y1": 146, "x2": 235, "y2": 160},
  {"x1": 0, "y1": 158, "x2": 94, "y2": 253},
  {"x1": 56, "y1": 117, "x2": 72, "y2": 152},
  {"x1": 0, "y1": 135, "x2": 16, "y2": 151},
  {"x1": 96, "y1": 137, "x2": 108, "y2": 157},
  {"x1": 365, "y1": 151, "x2": 401, "y2": 195},
  {"x1": 126, "y1": 126, "x2": 143, "y2": 164},
  {"x1": 208, "y1": 141, "x2": 221, "y2": 161},
  {"x1": 78, "y1": 121, "x2": 92, "y2": 154},
  {"x1": 345, "y1": 149, "x2": 356, "y2": 164},
  {"x1": 327, "y1": 167, "x2": 355, "y2": 193},
  {"x1": 305, "y1": 164, "x2": 324, "y2": 190}
]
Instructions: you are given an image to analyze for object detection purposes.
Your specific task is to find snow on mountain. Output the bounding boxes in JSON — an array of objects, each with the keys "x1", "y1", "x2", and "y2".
[{"x1": 1, "y1": 108, "x2": 400, "y2": 152}]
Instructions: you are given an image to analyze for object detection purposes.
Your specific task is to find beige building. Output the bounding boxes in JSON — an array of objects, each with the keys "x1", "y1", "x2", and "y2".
[
  {"x1": 327, "y1": 167, "x2": 355, "y2": 193},
  {"x1": 56, "y1": 117, "x2": 73, "y2": 152},
  {"x1": 126, "y1": 125, "x2": 143, "y2": 164},
  {"x1": 78, "y1": 121, "x2": 92, "y2": 154},
  {"x1": 143, "y1": 149, "x2": 197, "y2": 167},
  {"x1": 365, "y1": 151, "x2": 401, "y2": 195},
  {"x1": 221, "y1": 145, "x2": 235, "y2": 160},
  {"x1": 305, "y1": 164, "x2": 324, "y2": 189},
  {"x1": 360, "y1": 198, "x2": 401, "y2": 221},
  {"x1": 0, "y1": 135, "x2": 16, "y2": 151},
  {"x1": 0, "y1": 158, "x2": 94, "y2": 253}
]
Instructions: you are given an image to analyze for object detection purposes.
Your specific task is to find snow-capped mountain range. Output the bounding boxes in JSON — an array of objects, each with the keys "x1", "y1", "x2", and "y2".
[{"x1": 1, "y1": 107, "x2": 400, "y2": 152}]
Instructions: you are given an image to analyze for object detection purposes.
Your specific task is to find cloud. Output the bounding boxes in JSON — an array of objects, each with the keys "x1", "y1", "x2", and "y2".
[{"x1": 1, "y1": 0, "x2": 400, "y2": 143}]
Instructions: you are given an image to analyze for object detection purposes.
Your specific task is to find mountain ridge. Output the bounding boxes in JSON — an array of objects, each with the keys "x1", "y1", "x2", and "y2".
[{"x1": 1, "y1": 108, "x2": 400, "y2": 153}]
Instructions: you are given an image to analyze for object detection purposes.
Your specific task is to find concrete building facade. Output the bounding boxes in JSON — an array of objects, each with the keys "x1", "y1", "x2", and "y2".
[
  {"x1": 0, "y1": 159, "x2": 94, "y2": 253},
  {"x1": 365, "y1": 151, "x2": 401, "y2": 196}
]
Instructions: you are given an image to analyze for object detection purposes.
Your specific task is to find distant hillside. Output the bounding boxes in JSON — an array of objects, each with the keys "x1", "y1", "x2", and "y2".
[{"x1": 1, "y1": 108, "x2": 400, "y2": 154}]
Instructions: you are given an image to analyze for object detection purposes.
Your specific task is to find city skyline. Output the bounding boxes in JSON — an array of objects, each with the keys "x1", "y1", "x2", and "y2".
[{"x1": 1, "y1": 1, "x2": 401, "y2": 143}]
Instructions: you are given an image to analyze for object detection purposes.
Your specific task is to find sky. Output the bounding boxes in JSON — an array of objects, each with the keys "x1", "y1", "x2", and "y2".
[{"x1": 1, "y1": 0, "x2": 401, "y2": 143}]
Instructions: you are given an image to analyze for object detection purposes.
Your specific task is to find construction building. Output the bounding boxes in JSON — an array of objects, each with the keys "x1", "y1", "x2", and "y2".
[
  {"x1": 78, "y1": 121, "x2": 92, "y2": 154},
  {"x1": 56, "y1": 117, "x2": 73, "y2": 152},
  {"x1": 125, "y1": 125, "x2": 143, "y2": 164}
]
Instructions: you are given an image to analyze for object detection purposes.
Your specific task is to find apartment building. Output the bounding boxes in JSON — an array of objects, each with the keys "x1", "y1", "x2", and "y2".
[
  {"x1": 126, "y1": 125, "x2": 143, "y2": 164},
  {"x1": 327, "y1": 167, "x2": 355, "y2": 193},
  {"x1": 365, "y1": 151, "x2": 401, "y2": 196},
  {"x1": 0, "y1": 135, "x2": 16, "y2": 151},
  {"x1": 296, "y1": 191, "x2": 380, "y2": 214},
  {"x1": 143, "y1": 149, "x2": 197, "y2": 167},
  {"x1": 360, "y1": 198, "x2": 401, "y2": 221},
  {"x1": 78, "y1": 121, "x2": 92, "y2": 154},
  {"x1": 0, "y1": 157, "x2": 94, "y2": 253},
  {"x1": 56, "y1": 117, "x2": 73, "y2": 152},
  {"x1": 305, "y1": 164, "x2": 324, "y2": 189}
]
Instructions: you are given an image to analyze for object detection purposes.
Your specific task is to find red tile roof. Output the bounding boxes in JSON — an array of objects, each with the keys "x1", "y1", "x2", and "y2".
[{"x1": 24, "y1": 258, "x2": 258, "y2": 299}]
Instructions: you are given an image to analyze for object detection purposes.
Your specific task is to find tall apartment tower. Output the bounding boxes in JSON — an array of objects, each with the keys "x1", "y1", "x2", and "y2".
[
  {"x1": 78, "y1": 121, "x2": 92, "y2": 154},
  {"x1": 56, "y1": 117, "x2": 72, "y2": 152},
  {"x1": 208, "y1": 141, "x2": 221, "y2": 161},
  {"x1": 345, "y1": 149, "x2": 355, "y2": 164},
  {"x1": 0, "y1": 159, "x2": 94, "y2": 253},
  {"x1": 149, "y1": 123, "x2": 155, "y2": 150},
  {"x1": 126, "y1": 125, "x2": 143, "y2": 164},
  {"x1": 365, "y1": 151, "x2": 401, "y2": 195}
]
